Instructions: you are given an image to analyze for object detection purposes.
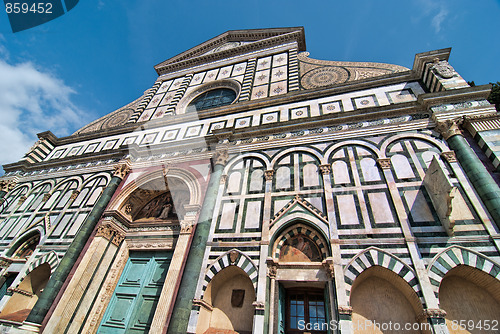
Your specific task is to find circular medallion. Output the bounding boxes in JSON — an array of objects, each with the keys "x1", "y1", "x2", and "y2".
[
  {"x1": 301, "y1": 67, "x2": 349, "y2": 89},
  {"x1": 102, "y1": 108, "x2": 134, "y2": 129}
]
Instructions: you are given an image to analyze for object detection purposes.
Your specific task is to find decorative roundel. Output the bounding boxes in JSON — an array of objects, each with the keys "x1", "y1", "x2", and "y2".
[
  {"x1": 101, "y1": 108, "x2": 134, "y2": 129},
  {"x1": 301, "y1": 67, "x2": 349, "y2": 89}
]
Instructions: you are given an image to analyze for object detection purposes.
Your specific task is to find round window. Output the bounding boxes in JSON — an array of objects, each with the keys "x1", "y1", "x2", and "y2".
[{"x1": 187, "y1": 88, "x2": 237, "y2": 112}]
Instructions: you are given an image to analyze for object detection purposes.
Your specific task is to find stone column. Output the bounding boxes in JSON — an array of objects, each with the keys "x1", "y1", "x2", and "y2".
[
  {"x1": 167, "y1": 149, "x2": 228, "y2": 334},
  {"x1": 150, "y1": 218, "x2": 197, "y2": 334},
  {"x1": 266, "y1": 262, "x2": 277, "y2": 334},
  {"x1": 436, "y1": 120, "x2": 500, "y2": 229},
  {"x1": 255, "y1": 169, "x2": 273, "y2": 333},
  {"x1": 320, "y1": 164, "x2": 350, "y2": 333},
  {"x1": 21, "y1": 161, "x2": 130, "y2": 332}
]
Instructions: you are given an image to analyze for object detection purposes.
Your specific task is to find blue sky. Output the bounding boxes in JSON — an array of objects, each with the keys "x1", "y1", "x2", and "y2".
[{"x1": 0, "y1": 0, "x2": 499, "y2": 173}]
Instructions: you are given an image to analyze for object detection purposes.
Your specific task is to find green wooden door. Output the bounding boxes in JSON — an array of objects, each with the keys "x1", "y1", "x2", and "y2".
[{"x1": 98, "y1": 251, "x2": 172, "y2": 333}]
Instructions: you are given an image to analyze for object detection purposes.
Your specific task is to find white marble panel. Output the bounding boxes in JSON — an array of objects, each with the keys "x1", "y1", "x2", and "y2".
[
  {"x1": 404, "y1": 190, "x2": 434, "y2": 222},
  {"x1": 227, "y1": 172, "x2": 242, "y2": 194},
  {"x1": 332, "y1": 161, "x2": 350, "y2": 184},
  {"x1": 337, "y1": 195, "x2": 359, "y2": 225},
  {"x1": 303, "y1": 164, "x2": 320, "y2": 187},
  {"x1": 360, "y1": 158, "x2": 381, "y2": 182},
  {"x1": 276, "y1": 166, "x2": 291, "y2": 189},
  {"x1": 368, "y1": 192, "x2": 394, "y2": 224},
  {"x1": 244, "y1": 201, "x2": 262, "y2": 229},
  {"x1": 257, "y1": 56, "x2": 272, "y2": 70},
  {"x1": 391, "y1": 154, "x2": 415, "y2": 179},
  {"x1": 271, "y1": 66, "x2": 287, "y2": 82},
  {"x1": 219, "y1": 202, "x2": 237, "y2": 230},
  {"x1": 249, "y1": 170, "x2": 264, "y2": 192}
]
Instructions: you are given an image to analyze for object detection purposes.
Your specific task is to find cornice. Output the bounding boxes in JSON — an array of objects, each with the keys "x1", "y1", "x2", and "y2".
[{"x1": 154, "y1": 28, "x2": 306, "y2": 75}]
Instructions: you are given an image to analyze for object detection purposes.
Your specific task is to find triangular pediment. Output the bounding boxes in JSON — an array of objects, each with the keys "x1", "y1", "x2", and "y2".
[
  {"x1": 154, "y1": 27, "x2": 306, "y2": 75},
  {"x1": 271, "y1": 195, "x2": 328, "y2": 227}
]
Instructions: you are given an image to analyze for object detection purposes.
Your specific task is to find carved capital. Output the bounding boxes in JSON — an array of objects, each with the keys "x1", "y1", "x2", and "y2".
[
  {"x1": 417, "y1": 308, "x2": 447, "y2": 321},
  {"x1": 252, "y1": 301, "x2": 265, "y2": 310},
  {"x1": 268, "y1": 265, "x2": 277, "y2": 279},
  {"x1": 377, "y1": 158, "x2": 391, "y2": 169},
  {"x1": 193, "y1": 298, "x2": 213, "y2": 311},
  {"x1": 70, "y1": 190, "x2": 80, "y2": 200},
  {"x1": 113, "y1": 161, "x2": 131, "y2": 179},
  {"x1": 0, "y1": 257, "x2": 13, "y2": 268},
  {"x1": 435, "y1": 120, "x2": 462, "y2": 140},
  {"x1": 96, "y1": 223, "x2": 125, "y2": 246},
  {"x1": 213, "y1": 149, "x2": 229, "y2": 166},
  {"x1": 180, "y1": 221, "x2": 194, "y2": 234},
  {"x1": 264, "y1": 169, "x2": 274, "y2": 181},
  {"x1": 18, "y1": 195, "x2": 27, "y2": 205},
  {"x1": 0, "y1": 180, "x2": 17, "y2": 193},
  {"x1": 441, "y1": 151, "x2": 457, "y2": 163},
  {"x1": 111, "y1": 233, "x2": 125, "y2": 246},
  {"x1": 42, "y1": 193, "x2": 51, "y2": 202},
  {"x1": 338, "y1": 306, "x2": 353, "y2": 315},
  {"x1": 319, "y1": 164, "x2": 331, "y2": 175},
  {"x1": 220, "y1": 175, "x2": 228, "y2": 184}
]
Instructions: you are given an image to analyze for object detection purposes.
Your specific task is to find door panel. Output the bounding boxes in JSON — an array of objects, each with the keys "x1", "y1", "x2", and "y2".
[{"x1": 98, "y1": 251, "x2": 172, "y2": 333}]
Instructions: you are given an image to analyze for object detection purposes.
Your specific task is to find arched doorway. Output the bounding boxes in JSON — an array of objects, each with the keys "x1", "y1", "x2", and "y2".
[
  {"x1": 350, "y1": 266, "x2": 424, "y2": 334},
  {"x1": 439, "y1": 265, "x2": 500, "y2": 334},
  {"x1": 197, "y1": 266, "x2": 256, "y2": 334},
  {"x1": 0, "y1": 263, "x2": 50, "y2": 322}
]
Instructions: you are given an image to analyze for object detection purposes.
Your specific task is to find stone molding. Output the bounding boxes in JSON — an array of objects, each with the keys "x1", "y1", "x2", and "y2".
[
  {"x1": 432, "y1": 59, "x2": 457, "y2": 79},
  {"x1": 8, "y1": 287, "x2": 33, "y2": 297}
]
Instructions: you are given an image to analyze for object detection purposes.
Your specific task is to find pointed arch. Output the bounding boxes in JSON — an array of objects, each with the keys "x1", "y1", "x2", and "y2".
[
  {"x1": 427, "y1": 245, "x2": 500, "y2": 296},
  {"x1": 344, "y1": 247, "x2": 422, "y2": 299},
  {"x1": 201, "y1": 249, "x2": 258, "y2": 298}
]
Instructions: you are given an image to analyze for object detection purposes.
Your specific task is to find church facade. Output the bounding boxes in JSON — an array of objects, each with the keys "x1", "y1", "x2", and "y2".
[{"x1": 0, "y1": 27, "x2": 499, "y2": 334}]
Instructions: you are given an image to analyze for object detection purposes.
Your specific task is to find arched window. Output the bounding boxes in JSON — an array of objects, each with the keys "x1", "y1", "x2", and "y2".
[{"x1": 186, "y1": 88, "x2": 236, "y2": 112}]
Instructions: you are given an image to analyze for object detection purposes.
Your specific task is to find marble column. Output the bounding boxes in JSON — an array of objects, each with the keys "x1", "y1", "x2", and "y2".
[
  {"x1": 437, "y1": 120, "x2": 500, "y2": 228},
  {"x1": 167, "y1": 149, "x2": 228, "y2": 334},
  {"x1": 21, "y1": 161, "x2": 130, "y2": 332}
]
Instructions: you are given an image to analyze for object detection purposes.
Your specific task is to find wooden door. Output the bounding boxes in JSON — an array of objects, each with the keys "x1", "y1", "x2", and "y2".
[{"x1": 98, "y1": 251, "x2": 171, "y2": 333}]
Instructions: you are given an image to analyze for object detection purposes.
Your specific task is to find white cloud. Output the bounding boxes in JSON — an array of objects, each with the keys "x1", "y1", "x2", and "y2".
[
  {"x1": 415, "y1": 0, "x2": 449, "y2": 34},
  {"x1": 432, "y1": 6, "x2": 449, "y2": 33},
  {"x1": 0, "y1": 59, "x2": 88, "y2": 174}
]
